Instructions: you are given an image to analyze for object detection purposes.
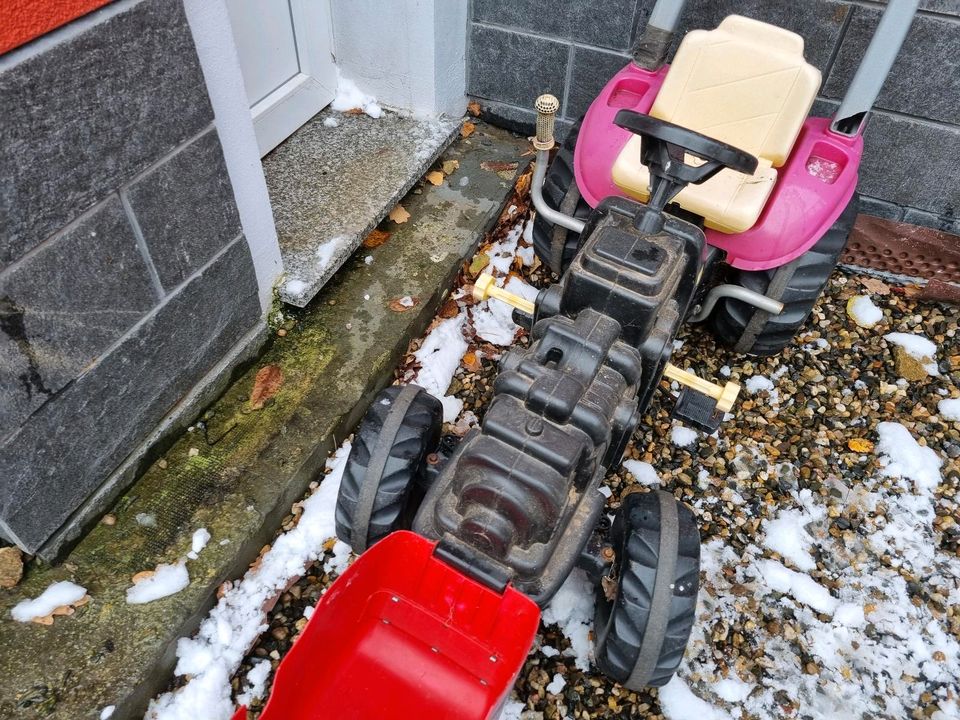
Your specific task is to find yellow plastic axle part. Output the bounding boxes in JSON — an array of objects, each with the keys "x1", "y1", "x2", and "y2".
[
  {"x1": 663, "y1": 363, "x2": 741, "y2": 413},
  {"x1": 473, "y1": 273, "x2": 535, "y2": 315}
]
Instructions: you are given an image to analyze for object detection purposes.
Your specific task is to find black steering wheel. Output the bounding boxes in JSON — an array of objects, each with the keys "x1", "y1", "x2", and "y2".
[{"x1": 614, "y1": 109, "x2": 758, "y2": 216}]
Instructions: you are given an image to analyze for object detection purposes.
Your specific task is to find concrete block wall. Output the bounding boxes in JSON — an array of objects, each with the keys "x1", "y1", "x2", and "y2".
[
  {"x1": 468, "y1": 0, "x2": 960, "y2": 235},
  {"x1": 0, "y1": 0, "x2": 264, "y2": 555}
]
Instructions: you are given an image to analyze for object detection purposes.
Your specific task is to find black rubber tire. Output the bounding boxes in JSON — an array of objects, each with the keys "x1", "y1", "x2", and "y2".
[
  {"x1": 335, "y1": 385, "x2": 442, "y2": 553},
  {"x1": 594, "y1": 490, "x2": 701, "y2": 690},
  {"x1": 532, "y1": 119, "x2": 592, "y2": 275},
  {"x1": 709, "y1": 195, "x2": 859, "y2": 357}
]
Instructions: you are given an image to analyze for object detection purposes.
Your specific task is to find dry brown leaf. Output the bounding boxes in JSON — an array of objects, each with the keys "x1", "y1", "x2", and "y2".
[
  {"x1": 50, "y1": 604, "x2": 75, "y2": 617},
  {"x1": 31, "y1": 615, "x2": 55, "y2": 626},
  {"x1": 362, "y1": 229, "x2": 391, "y2": 248},
  {"x1": 462, "y1": 352, "x2": 483, "y2": 373},
  {"x1": 439, "y1": 298, "x2": 460, "y2": 319},
  {"x1": 250, "y1": 364, "x2": 284, "y2": 410},
  {"x1": 480, "y1": 160, "x2": 519, "y2": 173},
  {"x1": 388, "y1": 296, "x2": 420, "y2": 312},
  {"x1": 132, "y1": 570, "x2": 156, "y2": 584},
  {"x1": 859, "y1": 276, "x2": 891, "y2": 296},
  {"x1": 0, "y1": 546, "x2": 23, "y2": 589},
  {"x1": 343, "y1": 107, "x2": 365, "y2": 115},
  {"x1": 467, "y1": 101, "x2": 481, "y2": 117},
  {"x1": 322, "y1": 537, "x2": 338, "y2": 552},
  {"x1": 442, "y1": 159, "x2": 460, "y2": 175},
  {"x1": 460, "y1": 121, "x2": 476, "y2": 138},
  {"x1": 425, "y1": 170, "x2": 445, "y2": 186},
  {"x1": 848, "y1": 438, "x2": 875, "y2": 453},
  {"x1": 389, "y1": 205, "x2": 411, "y2": 224}
]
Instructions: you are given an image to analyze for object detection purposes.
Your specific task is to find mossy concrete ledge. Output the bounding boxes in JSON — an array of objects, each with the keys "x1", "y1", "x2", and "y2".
[{"x1": 0, "y1": 122, "x2": 531, "y2": 720}]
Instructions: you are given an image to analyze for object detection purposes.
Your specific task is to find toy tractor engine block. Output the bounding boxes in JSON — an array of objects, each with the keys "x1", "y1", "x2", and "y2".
[{"x1": 414, "y1": 197, "x2": 704, "y2": 605}]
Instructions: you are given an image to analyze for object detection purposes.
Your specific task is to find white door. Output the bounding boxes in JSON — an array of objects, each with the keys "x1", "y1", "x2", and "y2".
[{"x1": 225, "y1": 0, "x2": 337, "y2": 156}]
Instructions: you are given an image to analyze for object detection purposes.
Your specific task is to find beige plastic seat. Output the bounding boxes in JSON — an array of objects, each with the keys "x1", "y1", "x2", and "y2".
[{"x1": 612, "y1": 15, "x2": 821, "y2": 233}]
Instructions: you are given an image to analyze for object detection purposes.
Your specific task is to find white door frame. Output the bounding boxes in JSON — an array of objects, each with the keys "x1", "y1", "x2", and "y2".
[{"x1": 246, "y1": 0, "x2": 337, "y2": 156}]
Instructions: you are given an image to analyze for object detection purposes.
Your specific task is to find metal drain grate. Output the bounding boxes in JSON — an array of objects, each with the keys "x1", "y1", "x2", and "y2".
[{"x1": 841, "y1": 215, "x2": 960, "y2": 283}]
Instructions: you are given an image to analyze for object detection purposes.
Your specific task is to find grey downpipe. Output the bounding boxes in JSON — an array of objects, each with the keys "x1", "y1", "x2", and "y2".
[
  {"x1": 532, "y1": 95, "x2": 586, "y2": 235},
  {"x1": 831, "y1": 0, "x2": 919, "y2": 135},
  {"x1": 632, "y1": 0, "x2": 688, "y2": 69},
  {"x1": 688, "y1": 284, "x2": 784, "y2": 323}
]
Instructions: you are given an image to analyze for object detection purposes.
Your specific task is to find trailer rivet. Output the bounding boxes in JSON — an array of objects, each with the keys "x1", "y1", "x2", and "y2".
[
  {"x1": 426, "y1": 453, "x2": 441, "y2": 465},
  {"x1": 601, "y1": 546, "x2": 616, "y2": 562},
  {"x1": 525, "y1": 417, "x2": 543, "y2": 436},
  {"x1": 391, "y1": 596, "x2": 400, "y2": 602},
  {"x1": 489, "y1": 655, "x2": 497, "y2": 663}
]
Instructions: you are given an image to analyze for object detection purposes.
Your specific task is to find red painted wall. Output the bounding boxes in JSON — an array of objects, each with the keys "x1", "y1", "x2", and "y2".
[{"x1": 0, "y1": 0, "x2": 114, "y2": 55}]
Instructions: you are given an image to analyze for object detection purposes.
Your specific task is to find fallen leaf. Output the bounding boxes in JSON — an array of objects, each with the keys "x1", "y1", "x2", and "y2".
[
  {"x1": 322, "y1": 537, "x2": 338, "y2": 552},
  {"x1": 460, "y1": 121, "x2": 476, "y2": 138},
  {"x1": 0, "y1": 546, "x2": 23, "y2": 589},
  {"x1": 426, "y1": 170, "x2": 445, "y2": 186},
  {"x1": 859, "y1": 276, "x2": 891, "y2": 296},
  {"x1": 848, "y1": 438, "x2": 875, "y2": 453},
  {"x1": 131, "y1": 570, "x2": 156, "y2": 584},
  {"x1": 442, "y1": 159, "x2": 460, "y2": 175},
  {"x1": 480, "y1": 160, "x2": 519, "y2": 173},
  {"x1": 32, "y1": 615, "x2": 55, "y2": 626},
  {"x1": 250, "y1": 365, "x2": 284, "y2": 410},
  {"x1": 389, "y1": 205, "x2": 411, "y2": 224},
  {"x1": 468, "y1": 253, "x2": 490, "y2": 277},
  {"x1": 388, "y1": 296, "x2": 419, "y2": 312},
  {"x1": 362, "y1": 229, "x2": 391, "y2": 248},
  {"x1": 439, "y1": 299, "x2": 460, "y2": 318},
  {"x1": 467, "y1": 101, "x2": 481, "y2": 117},
  {"x1": 343, "y1": 107, "x2": 365, "y2": 115},
  {"x1": 462, "y1": 352, "x2": 483, "y2": 373}
]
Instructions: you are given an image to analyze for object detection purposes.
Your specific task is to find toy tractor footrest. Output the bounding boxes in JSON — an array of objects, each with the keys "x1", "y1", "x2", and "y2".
[
  {"x1": 233, "y1": 531, "x2": 540, "y2": 720},
  {"x1": 671, "y1": 386, "x2": 725, "y2": 433}
]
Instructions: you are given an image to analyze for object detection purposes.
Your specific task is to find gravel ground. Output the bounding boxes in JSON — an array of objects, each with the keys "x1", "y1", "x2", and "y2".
[{"x1": 231, "y1": 198, "x2": 960, "y2": 719}]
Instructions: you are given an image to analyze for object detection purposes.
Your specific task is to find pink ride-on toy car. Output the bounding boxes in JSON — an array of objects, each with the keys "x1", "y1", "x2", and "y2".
[{"x1": 533, "y1": 0, "x2": 918, "y2": 357}]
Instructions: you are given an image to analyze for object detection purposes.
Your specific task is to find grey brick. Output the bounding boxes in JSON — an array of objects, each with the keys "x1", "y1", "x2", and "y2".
[
  {"x1": 473, "y1": 97, "x2": 574, "y2": 141},
  {"x1": 468, "y1": 24, "x2": 569, "y2": 110},
  {"x1": 859, "y1": 195, "x2": 905, "y2": 222},
  {"x1": 857, "y1": 111, "x2": 960, "y2": 217},
  {"x1": 902, "y1": 207, "x2": 960, "y2": 236},
  {"x1": 567, "y1": 46, "x2": 631, "y2": 120},
  {"x1": 473, "y1": 0, "x2": 641, "y2": 51},
  {"x1": 919, "y1": 0, "x2": 960, "y2": 16},
  {"x1": 824, "y1": 8, "x2": 960, "y2": 125},
  {"x1": 0, "y1": 197, "x2": 156, "y2": 438},
  {"x1": 0, "y1": 0, "x2": 213, "y2": 268},
  {"x1": 635, "y1": 0, "x2": 850, "y2": 73},
  {"x1": 126, "y1": 129, "x2": 241, "y2": 290},
  {"x1": 0, "y1": 237, "x2": 260, "y2": 552}
]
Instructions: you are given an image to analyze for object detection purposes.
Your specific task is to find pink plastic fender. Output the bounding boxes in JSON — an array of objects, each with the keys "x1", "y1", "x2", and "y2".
[{"x1": 573, "y1": 63, "x2": 864, "y2": 272}]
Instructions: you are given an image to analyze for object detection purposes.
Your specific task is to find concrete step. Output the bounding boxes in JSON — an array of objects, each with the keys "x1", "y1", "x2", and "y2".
[
  {"x1": 0, "y1": 121, "x2": 530, "y2": 719},
  {"x1": 265, "y1": 108, "x2": 462, "y2": 307}
]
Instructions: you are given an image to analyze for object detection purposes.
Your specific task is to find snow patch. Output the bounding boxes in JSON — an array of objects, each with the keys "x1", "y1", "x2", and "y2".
[
  {"x1": 885, "y1": 332, "x2": 939, "y2": 376},
  {"x1": 622, "y1": 459, "x2": 660, "y2": 486},
  {"x1": 413, "y1": 315, "x2": 469, "y2": 422},
  {"x1": 541, "y1": 569, "x2": 594, "y2": 671},
  {"x1": 670, "y1": 424, "x2": 698, "y2": 448},
  {"x1": 331, "y1": 73, "x2": 382, "y2": 119},
  {"x1": 876, "y1": 422, "x2": 942, "y2": 492},
  {"x1": 755, "y1": 558, "x2": 838, "y2": 616},
  {"x1": 938, "y1": 397, "x2": 960, "y2": 422},
  {"x1": 187, "y1": 528, "x2": 211, "y2": 560},
  {"x1": 146, "y1": 443, "x2": 353, "y2": 720},
  {"x1": 546, "y1": 673, "x2": 566, "y2": 694},
  {"x1": 659, "y1": 676, "x2": 733, "y2": 720},
  {"x1": 322, "y1": 116, "x2": 339, "y2": 128},
  {"x1": 745, "y1": 376, "x2": 775, "y2": 395},
  {"x1": 315, "y1": 235, "x2": 350, "y2": 270},
  {"x1": 283, "y1": 279, "x2": 308, "y2": 297},
  {"x1": 236, "y1": 659, "x2": 271, "y2": 707},
  {"x1": 11, "y1": 581, "x2": 87, "y2": 623},
  {"x1": 100, "y1": 707, "x2": 116, "y2": 720},
  {"x1": 472, "y1": 276, "x2": 538, "y2": 345},
  {"x1": 126, "y1": 563, "x2": 190, "y2": 605},
  {"x1": 848, "y1": 295, "x2": 883, "y2": 327},
  {"x1": 762, "y1": 497, "x2": 824, "y2": 572}
]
